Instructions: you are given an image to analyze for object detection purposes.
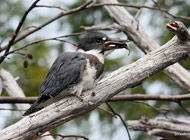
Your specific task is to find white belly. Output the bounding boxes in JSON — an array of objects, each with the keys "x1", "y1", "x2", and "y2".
[{"x1": 82, "y1": 59, "x2": 98, "y2": 90}]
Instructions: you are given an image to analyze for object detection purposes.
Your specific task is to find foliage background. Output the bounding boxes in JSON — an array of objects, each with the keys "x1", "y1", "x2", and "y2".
[{"x1": 0, "y1": 0, "x2": 190, "y2": 140}]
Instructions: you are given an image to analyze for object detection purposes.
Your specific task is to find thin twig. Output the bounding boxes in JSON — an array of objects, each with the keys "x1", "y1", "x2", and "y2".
[
  {"x1": 36, "y1": 5, "x2": 66, "y2": 11},
  {"x1": 134, "y1": 8, "x2": 142, "y2": 20},
  {"x1": 1, "y1": 1, "x2": 190, "y2": 57},
  {"x1": 97, "y1": 107, "x2": 116, "y2": 118},
  {"x1": 0, "y1": 0, "x2": 40, "y2": 64},
  {"x1": 6, "y1": 32, "x2": 83, "y2": 55},
  {"x1": 20, "y1": 26, "x2": 38, "y2": 32},
  {"x1": 151, "y1": 0, "x2": 168, "y2": 18},
  {"x1": 87, "y1": 3, "x2": 190, "y2": 20},
  {"x1": 106, "y1": 102, "x2": 131, "y2": 140},
  {"x1": 177, "y1": 101, "x2": 190, "y2": 116},
  {"x1": 54, "y1": 39, "x2": 77, "y2": 46},
  {"x1": 0, "y1": 33, "x2": 15, "y2": 48},
  {"x1": 0, "y1": 1, "x2": 93, "y2": 54},
  {"x1": 135, "y1": 101, "x2": 169, "y2": 118}
]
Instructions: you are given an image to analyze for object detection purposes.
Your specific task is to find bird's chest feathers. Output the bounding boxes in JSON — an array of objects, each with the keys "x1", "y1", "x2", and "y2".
[{"x1": 81, "y1": 53, "x2": 104, "y2": 90}]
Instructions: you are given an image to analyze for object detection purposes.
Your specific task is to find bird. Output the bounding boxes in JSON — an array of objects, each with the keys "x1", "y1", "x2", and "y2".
[{"x1": 23, "y1": 31, "x2": 129, "y2": 116}]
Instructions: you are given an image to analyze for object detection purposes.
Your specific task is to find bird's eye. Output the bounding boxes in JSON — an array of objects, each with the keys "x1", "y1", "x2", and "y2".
[{"x1": 96, "y1": 39, "x2": 101, "y2": 43}]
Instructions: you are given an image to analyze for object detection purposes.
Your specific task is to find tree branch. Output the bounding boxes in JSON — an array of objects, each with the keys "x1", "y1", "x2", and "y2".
[
  {"x1": 0, "y1": 1, "x2": 93, "y2": 54},
  {"x1": 0, "y1": 69, "x2": 31, "y2": 114},
  {"x1": 80, "y1": 25, "x2": 122, "y2": 31},
  {"x1": 127, "y1": 116, "x2": 190, "y2": 140},
  {"x1": 98, "y1": 0, "x2": 190, "y2": 92},
  {"x1": 0, "y1": 69, "x2": 54, "y2": 140},
  {"x1": 0, "y1": 21, "x2": 189, "y2": 140},
  {"x1": 6, "y1": 33, "x2": 83, "y2": 55},
  {"x1": 88, "y1": 3, "x2": 190, "y2": 20},
  {"x1": 0, "y1": 0, "x2": 40, "y2": 64},
  {"x1": 1, "y1": 1, "x2": 190, "y2": 54},
  {"x1": 106, "y1": 102, "x2": 131, "y2": 140},
  {"x1": 1, "y1": 94, "x2": 190, "y2": 104},
  {"x1": 35, "y1": 5, "x2": 67, "y2": 11},
  {"x1": 109, "y1": 94, "x2": 190, "y2": 102}
]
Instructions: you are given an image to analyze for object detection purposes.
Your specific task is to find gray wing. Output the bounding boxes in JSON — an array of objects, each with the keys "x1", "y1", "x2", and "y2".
[
  {"x1": 23, "y1": 52, "x2": 87, "y2": 116},
  {"x1": 40, "y1": 52, "x2": 87, "y2": 97}
]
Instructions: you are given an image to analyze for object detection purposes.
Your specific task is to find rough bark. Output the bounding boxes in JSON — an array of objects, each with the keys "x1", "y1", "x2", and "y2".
[
  {"x1": 0, "y1": 21, "x2": 189, "y2": 140},
  {"x1": 0, "y1": 69, "x2": 54, "y2": 140},
  {"x1": 98, "y1": 0, "x2": 190, "y2": 92},
  {"x1": 127, "y1": 117, "x2": 190, "y2": 140},
  {"x1": 0, "y1": 69, "x2": 30, "y2": 114}
]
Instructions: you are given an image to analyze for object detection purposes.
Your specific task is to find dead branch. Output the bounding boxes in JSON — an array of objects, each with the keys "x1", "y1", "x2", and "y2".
[
  {"x1": 151, "y1": 0, "x2": 168, "y2": 18},
  {"x1": 0, "y1": 69, "x2": 30, "y2": 114},
  {"x1": 177, "y1": 101, "x2": 190, "y2": 116},
  {"x1": 1, "y1": 1, "x2": 190, "y2": 55},
  {"x1": 0, "y1": 21, "x2": 189, "y2": 140},
  {"x1": 135, "y1": 101, "x2": 170, "y2": 117},
  {"x1": 1, "y1": 94, "x2": 190, "y2": 104},
  {"x1": 80, "y1": 25, "x2": 122, "y2": 31},
  {"x1": 127, "y1": 116, "x2": 190, "y2": 140},
  {"x1": 99, "y1": 0, "x2": 190, "y2": 92},
  {"x1": 36, "y1": 5, "x2": 66, "y2": 11},
  {"x1": 0, "y1": 0, "x2": 40, "y2": 63},
  {"x1": 0, "y1": 1, "x2": 93, "y2": 54},
  {"x1": 88, "y1": 2, "x2": 190, "y2": 20},
  {"x1": 109, "y1": 94, "x2": 190, "y2": 102},
  {"x1": 0, "y1": 69, "x2": 54, "y2": 140},
  {"x1": 6, "y1": 32, "x2": 85, "y2": 55}
]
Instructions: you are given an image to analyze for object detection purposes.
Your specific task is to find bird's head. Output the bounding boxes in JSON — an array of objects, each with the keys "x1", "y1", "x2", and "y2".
[{"x1": 78, "y1": 31, "x2": 129, "y2": 55}]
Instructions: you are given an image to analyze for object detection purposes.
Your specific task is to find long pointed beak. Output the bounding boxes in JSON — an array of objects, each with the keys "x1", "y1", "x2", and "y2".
[{"x1": 104, "y1": 38, "x2": 130, "y2": 55}]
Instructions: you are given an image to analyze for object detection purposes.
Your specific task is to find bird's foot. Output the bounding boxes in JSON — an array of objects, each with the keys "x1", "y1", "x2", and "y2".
[{"x1": 72, "y1": 92, "x2": 83, "y2": 101}]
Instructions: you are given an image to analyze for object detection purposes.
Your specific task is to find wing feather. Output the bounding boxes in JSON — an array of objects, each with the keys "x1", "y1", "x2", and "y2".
[{"x1": 40, "y1": 52, "x2": 86, "y2": 97}]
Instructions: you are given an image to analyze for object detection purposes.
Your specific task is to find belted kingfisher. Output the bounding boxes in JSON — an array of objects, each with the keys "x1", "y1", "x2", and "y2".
[{"x1": 23, "y1": 31, "x2": 129, "y2": 116}]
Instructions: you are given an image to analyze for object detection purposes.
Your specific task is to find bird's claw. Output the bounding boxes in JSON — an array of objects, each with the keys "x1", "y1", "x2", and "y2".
[
  {"x1": 77, "y1": 95, "x2": 83, "y2": 101},
  {"x1": 166, "y1": 21, "x2": 179, "y2": 32},
  {"x1": 72, "y1": 92, "x2": 83, "y2": 101}
]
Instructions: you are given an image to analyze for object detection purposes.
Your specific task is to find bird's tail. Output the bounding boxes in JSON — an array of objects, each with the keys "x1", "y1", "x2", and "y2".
[
  {"x1": 23, "y1": 102, "x2": 43, "y2": 116},
  {"x1": 23, "y1": 95, "x2": 49, "y2": 116}
]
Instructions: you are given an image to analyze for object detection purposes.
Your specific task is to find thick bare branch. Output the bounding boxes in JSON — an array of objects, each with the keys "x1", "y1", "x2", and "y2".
[
  {"x1": 2, "y1": 94, "x2": 190, "y2": 104},
  {"x1": 80, "y1": 25, "x2": 122, "y2": 31},
  {"x1": 0, "y1": 21, "x2": 189, "y2": 140},
  {"x1": 128, "y1": 116, "x2": 190, "y2": 140},
  {"x1": 98, "y1": 0, "x2": 190, "y2": 92},
  {"x1": 0, "y1": 69, "x2": 30, "y2": 114},
  {"x1": 0, "y1": 69, "x2": 54, "y2": 140}
]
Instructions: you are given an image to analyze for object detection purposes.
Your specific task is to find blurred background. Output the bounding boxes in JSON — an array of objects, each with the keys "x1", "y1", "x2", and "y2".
[{"x1": 0, "y1": 0, "x2": 190, "y2": 140}]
